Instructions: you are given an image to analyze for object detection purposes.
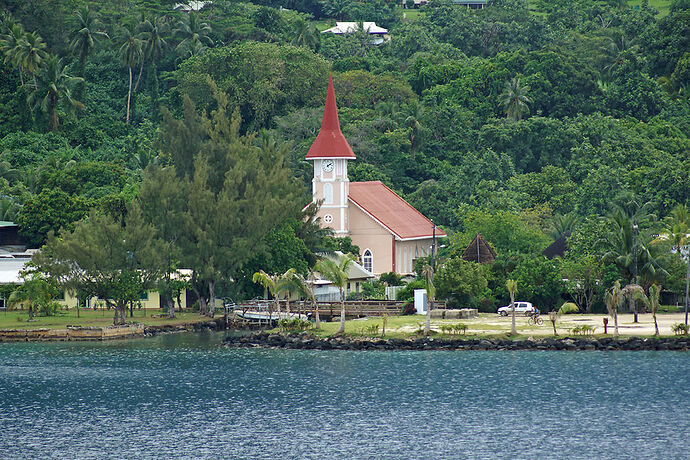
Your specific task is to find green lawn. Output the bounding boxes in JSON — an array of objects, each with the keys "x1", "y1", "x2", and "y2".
[
  {"x1": 280, "y1": 312, "x2": 686, "y2": 339},
  {"x1": 628, "y1": 0, "x2": 671, "y2": 16},
  {"x1": 400, "y1": 8, "x2": 424, "y2": 21},
  {"x1": 0, "y1": 308, "x2": 210, "y2": 330}
]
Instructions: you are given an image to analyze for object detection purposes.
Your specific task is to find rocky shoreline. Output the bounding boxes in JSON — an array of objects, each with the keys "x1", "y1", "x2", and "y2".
[
  {"x1": 0, "y1": 320, "x2": 224, "y2": 342},
  {"x1": 224, "y1": 331, "x2": 690, "y2": 351}
]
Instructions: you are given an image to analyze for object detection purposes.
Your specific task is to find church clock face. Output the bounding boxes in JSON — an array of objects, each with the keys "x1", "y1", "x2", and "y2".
[{"x1": 323, "y1": 160, "x2": 334, "y2": 172}]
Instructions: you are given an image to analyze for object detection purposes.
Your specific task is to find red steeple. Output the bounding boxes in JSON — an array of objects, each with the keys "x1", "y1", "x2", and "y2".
[{"x1": 306, "y1": 76, "x2": 356, "y2": 160}]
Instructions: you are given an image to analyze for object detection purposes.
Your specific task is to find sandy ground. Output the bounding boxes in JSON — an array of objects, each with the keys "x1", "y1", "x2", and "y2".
[{"x1": 394, "y1": 313, "x2": 689, "y2": 336}]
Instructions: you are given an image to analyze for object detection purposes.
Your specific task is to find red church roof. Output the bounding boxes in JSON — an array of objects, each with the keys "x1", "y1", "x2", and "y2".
[
  {"x1": 349, "y1": 181, "x2": 447, "y2": 240},
  {"x1": 306, "y1": 76, "x2": 356, "y2": 160}
]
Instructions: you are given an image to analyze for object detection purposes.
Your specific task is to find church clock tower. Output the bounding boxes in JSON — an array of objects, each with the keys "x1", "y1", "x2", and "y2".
[{"x1": 306, "y1": 76, "x2": 356, "y2": 235}]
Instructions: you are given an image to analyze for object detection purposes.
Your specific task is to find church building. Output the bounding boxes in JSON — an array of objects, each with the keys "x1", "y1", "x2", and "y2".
[{"x1": 306, "y1": 77, "x2": 446, "y2": 275}]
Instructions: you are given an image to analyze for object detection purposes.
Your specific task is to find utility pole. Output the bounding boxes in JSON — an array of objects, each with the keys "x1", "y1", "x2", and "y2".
[{"x1": 431, "y1": 221, "x2": 436, "y2": 270}]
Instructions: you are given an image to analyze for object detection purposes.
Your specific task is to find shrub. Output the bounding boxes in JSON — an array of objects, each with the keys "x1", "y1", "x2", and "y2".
[
  {"x1": 671, "y1": 323, "x2": 689, "y2": 335},
  {"x1": 571, "y1": 325, "x2": 596, "y2": 335},
  {"x1": 401, "y1": 301, "x2": 416, "y2": 315},
  {"x1": 38, "y1": 302, "x2": 61, "y2": 317},
  {"x1": 360, "y1": 324, "x2": 380, "y2": 336},
  {"x1": 277, "y1": 318, "x2": 313, "y2": 332},
  {"x1": 440, "y1": 323, "x2": 468, "y2": 335}
]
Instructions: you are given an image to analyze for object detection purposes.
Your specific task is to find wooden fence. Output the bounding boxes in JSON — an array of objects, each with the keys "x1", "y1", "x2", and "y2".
[{"x1": 236, "y1": 299, "x2": 447, "y2": 318}]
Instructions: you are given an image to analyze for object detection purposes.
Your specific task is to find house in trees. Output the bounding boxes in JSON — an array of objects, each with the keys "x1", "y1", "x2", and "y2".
[
  {"x1": 452, "y1": 0, "x2": 487, "y2": 9},
  {"x1": 321, "y1": 22, "x2": 390, "y2": 45},
  {"x1": 461, "y1": 233, "x2": 496, "y2": 264},
  {"x1": 307, "y1": 77, "x2": 446, "y2": 275}
]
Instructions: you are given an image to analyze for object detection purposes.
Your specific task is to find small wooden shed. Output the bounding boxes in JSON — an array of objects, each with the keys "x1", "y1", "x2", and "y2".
[{"x1": 461, "y1": 233, "x2": 496, "y2": 264}]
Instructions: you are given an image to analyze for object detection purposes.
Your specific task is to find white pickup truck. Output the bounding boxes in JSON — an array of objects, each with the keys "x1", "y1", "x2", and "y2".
[{"x1": 497, "y1": 302, "x2": 535, "y2": 316}]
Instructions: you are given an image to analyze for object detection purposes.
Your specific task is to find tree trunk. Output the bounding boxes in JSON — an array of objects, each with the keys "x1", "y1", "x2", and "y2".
[
  {"x1": 285, "y1": 295, "x2": 290, "y2": 313},
  {"x1": 76, "y1": 302, "x2": 80, "y2": 318},
  {"x1": 28, "y1": 304, "x2": 34, "y2": 321},
  {"x1": 424, "y1": 295, "x2": 431, "y2": 336},
  {"x1": 614, "y1": 312, "x2": 619, "y2": 337},
  {"x1": 113, "y1": 305, "x2": 119, "y2": 325},
  {"x1": 134, "y1": 58, "x2": 144, "y2": 93},
  {"x1": 337, "y1": 287, "x2": 345, "y2": 334},
  {"x1": 126, "y1": 66, "x2": 132, "y2": 125},
  {"x1": 120, "y1": 304, "x2": 126, "y2": 325},
  {"x1": 685, "y1": 253, "x2": 690, "y2": 324},
  {"x1": 511, "y1": 298, "x2": 517, "y2": 335},
  {"x1": 653, "y1": 312, "x2": 659, "y2": 336},
  {"x1": 49, "y1": 96, "x2": 58, "y2": 131},
  {"x1": 314, "y1": 299, "x2": 320, "y2": 329},
  {"x1": 630, "y1": 293, "x2": 638, "y2": 323},
  {"x1": 208, "y1": 279, "x2": 215, "y2": 317},
  {"x1": 129, "y1": 301, "x2": 134, "y2": 318},
  {"x1": 193, "y1": 285, "x2": 207, "y2": 316},
  {"x1": 167, "y1": 298, "x2": 176, "y2": 318}
]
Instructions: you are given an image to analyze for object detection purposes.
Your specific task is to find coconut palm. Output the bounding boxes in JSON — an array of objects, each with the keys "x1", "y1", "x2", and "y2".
[
  {"x1": 291, "y1": 17, "x2": 320, "y2": 51},
  {"x1": 295, "y1": 271, "x2": 320, "y2": 328},
  {"x1": 70, "y1": 6, "x2": 108, "y2": 77},
  {"x1": 27, "y1": 55, "x2": 84, "y2": 131},
  {"x1": 175, "y1": 12, "x2": 213, "y2": 58},
  {"x1": 601, "y1": 35, "x2": 639, "y2": 78},
  {"x1": 314, "y1": 254, "x2": 355, "y2": 335},
  {"x1": 620, "y1": 283, "x2": 648, "y2": 326},
  {"x1": 547, "y1": 212, "x2": 580, "y2": 241},
  {"x1": 0, "y1": 197, "x2": 20, "y2": 221},
  {"x1": 0, "y1": 22, "x2": 26, "y2": 84},
  {"x1": 422, "y1": 264, "x2": 435, "y2": 336},
  {"x1": 118, "y1": 24, "x2": 143, "y2": 125},
  {"x1": 15, "y1": 31, "x2": 47, "y2": 87},
  {"x1": 138, "y1": 15, "x2": 168, "y2": 97},
  {"x1": 548, "y1": 310, "x2": 558, "y2": 336},
  {"x1": 252, "y1": 269, "x2": 281, "y2": 314},
  {"x1": 648, "y1": 284, "x2": 662, "y2": 336},
  {"x1": 275, "y1": 268, "x2": 299, "y2": 314},
  {"x1": 8, "y1": 277, "x2": 52, "y2": 321},
  {"x1": 605, "y1": 280, "x2": 624, "y2": 336},
  {"x1": 506, "y1": 278, "x2": 518, "y2": 335},
  {"x1": 500, "y1": 77, "x2": 531, "y2": 121}
]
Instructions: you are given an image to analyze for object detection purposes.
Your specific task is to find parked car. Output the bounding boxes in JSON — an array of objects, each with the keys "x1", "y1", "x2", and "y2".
[{"x1": 497, "y1": 302, "x2": 535, "y2": 316}]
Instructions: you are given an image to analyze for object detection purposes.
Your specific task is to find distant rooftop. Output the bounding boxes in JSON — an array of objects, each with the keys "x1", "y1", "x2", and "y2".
[
  {"x1": 322, "y1": 22, "x2": 388, "y2": 35},
  {"x1": 174, "y1": 1, "x2": 211, "y2": 11}
]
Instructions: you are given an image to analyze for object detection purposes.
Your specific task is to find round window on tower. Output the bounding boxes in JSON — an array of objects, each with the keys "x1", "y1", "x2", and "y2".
[{"x1": 323, "y1": 214, "x2": 333, "y2": 224}]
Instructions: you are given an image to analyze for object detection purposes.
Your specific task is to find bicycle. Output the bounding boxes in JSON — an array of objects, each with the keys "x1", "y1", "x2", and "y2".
[{"x1": 527, "y1": 314, "x2": 543, "y2": 326}]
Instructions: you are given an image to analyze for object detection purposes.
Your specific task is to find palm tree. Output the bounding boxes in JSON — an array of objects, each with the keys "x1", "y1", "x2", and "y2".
[
  {"x1": 28, "y1": 55, "x2": 84, "y2": 131},
  {"x1": 295, "y1": 271, "x2": 320, "y2": 328},
  {"x1": 621, "y1": 283, "x2": 647, "y2": 327},
  {"x1": 275, "y1": 268, "x2": 298, "y2": 314},
  {"x1": 422, "y1": 264, "x2": 435, "y2": 336},
  {"x1": 8, "y1": 277, "x2": 52, "y2": 321},
  {"x1": 404, "y1": 101, "x2": 424, "y2": 159},
  {"x1": 314, "y1": 253, "x2": 356, "y2": 335},
  {"x1": 0, "y1": 197, "x2": 20, "y2": 221},
  {"x1": 252, "y1": 269, "x2": 281, "y2": 314},
  {"x1": 118, "y1": 24, "x2": 143, "y2": 125},
  {"x1": 605, "y1": 280, "x2": 624, "y2": 337},
  {"x1": 175, "y1": 12, "x2": 213, "y2": 58},
  {"x1": 601, "y1": 35, "x2": 639, "y2": 78},
  {"x1": 500, "y1": 77, "x2": 531, "y2": 121},
  {"x1": 291, "y1": 17, "x2": 320, "y2": 51},
  {"x1": 548, "y1": 212, "x2": 580, "y2": 241},
  {"x1": 506, "y1": 279, "x2": 518, "y2": 335},
  {"x1": 648, "y1": 284, "x2": 662, "y2": 336},
  {"x1": 15, "y1": 31, "x2": 47, "y2": 87},
  {"x1": 138, "y1": 15, "x2": 168, "y2": 98},
  {"x1": 70, "y1": 6, "x2": 108, "y2": 78},
  {"x1": 548, "y1": 310, "x2": 558, "y2": 336},
  {"x1": 0, "y1": 22, "x2": 26, "y2": 84}
]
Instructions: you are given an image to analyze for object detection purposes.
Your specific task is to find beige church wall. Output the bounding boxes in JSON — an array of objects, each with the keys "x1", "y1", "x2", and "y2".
[
  {"x1": 395, "y1": 239, "x2": 435, "y2": 274},
  {"x1": 348, "y1": 203, "x2": 394, "y2": 274}
]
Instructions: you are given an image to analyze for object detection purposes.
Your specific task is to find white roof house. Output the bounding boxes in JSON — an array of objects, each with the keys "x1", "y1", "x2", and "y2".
[
  {"x1": 322, "y1": 22, "x2": 389, "y2": 45},
  {"x1": 174, "y1": 1, "x2": 211, "y2": 12}
]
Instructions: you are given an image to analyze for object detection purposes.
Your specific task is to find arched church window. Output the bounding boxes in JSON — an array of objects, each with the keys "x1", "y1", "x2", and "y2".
[
  {"x1": 324, "y1": 183, "x2": 333, "y2": 204},
  {"x1": 363, "y1": 249, "x2": 373, "y2": 273}
]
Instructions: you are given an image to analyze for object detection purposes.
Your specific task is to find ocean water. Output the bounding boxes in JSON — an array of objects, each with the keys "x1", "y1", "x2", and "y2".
[{"x1": 0, "y1": 332, "x2": 688, "y2": 459}]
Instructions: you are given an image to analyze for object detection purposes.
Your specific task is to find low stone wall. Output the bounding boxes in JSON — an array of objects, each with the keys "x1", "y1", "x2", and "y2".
[
  {"x1": 223, "y1": 332, "x2": 690, "y2": 351},
  {"x1": 0, "y1": 320, "x2": 223, "y2": 342}
]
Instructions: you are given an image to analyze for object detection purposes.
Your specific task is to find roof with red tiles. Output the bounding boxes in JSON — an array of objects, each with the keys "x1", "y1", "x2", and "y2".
[
  {"x1": 305, "y1": 76, "x2": 356, "y2": 160},
  {"x1": 348, "y1": 181, "x2": 447, "y2": 240}
]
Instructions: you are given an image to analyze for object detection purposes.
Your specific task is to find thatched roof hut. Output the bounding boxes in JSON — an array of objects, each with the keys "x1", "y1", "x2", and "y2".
[
  {"x1": 542, "y1": 232, "x2": 570, "y2": 259},
  {"x1": 461, "y1": 233, "x2": 496, "y2": 264}
]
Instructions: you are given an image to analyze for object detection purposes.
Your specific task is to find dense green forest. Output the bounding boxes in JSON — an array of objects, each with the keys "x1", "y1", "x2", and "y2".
[{"x1": 0, "y1": 0, "x2": 688, "y2": 316}]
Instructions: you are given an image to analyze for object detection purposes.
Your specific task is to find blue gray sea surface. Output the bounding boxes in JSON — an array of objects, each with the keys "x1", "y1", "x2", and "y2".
[{"x1": 0, "y1": 332, "x2": 688, "y2": 459}]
